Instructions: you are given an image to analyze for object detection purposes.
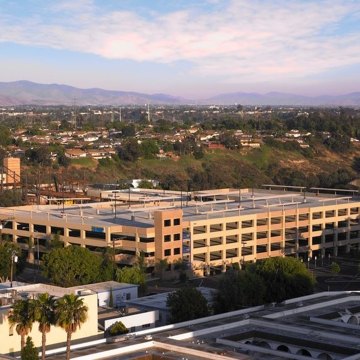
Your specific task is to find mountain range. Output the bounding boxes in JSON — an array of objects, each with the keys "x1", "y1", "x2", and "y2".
[{"x1": 0, "y1": 80, "x2": 359, "y2": 107}]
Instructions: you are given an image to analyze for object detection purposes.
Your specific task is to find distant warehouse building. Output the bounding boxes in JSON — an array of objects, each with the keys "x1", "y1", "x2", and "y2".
[{"x1": 0, "y1": 187, "x2": 359, "y2": 274}]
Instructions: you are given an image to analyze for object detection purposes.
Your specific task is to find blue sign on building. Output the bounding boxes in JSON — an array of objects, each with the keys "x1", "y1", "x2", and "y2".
[
  {"x1": 183, "y1": 245, "x2": 190, "y2": 254},
  {"x1": 182, "y1": 230, "x2": 191, "y2": 241},
  {"x1": 91, "y1": 226, "x2": 104, "y2": 233}
]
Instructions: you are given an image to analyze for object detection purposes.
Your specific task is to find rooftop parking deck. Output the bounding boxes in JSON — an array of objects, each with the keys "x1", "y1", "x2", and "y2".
[{"x1": 0, "y1": 188, "x2": 358, "y2": 229}]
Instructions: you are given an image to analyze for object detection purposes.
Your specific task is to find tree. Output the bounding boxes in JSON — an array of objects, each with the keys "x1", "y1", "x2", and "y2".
[
  {"x1": 57, "y1": 153, "x2": 71, "y2": 168},
  {"x1": 34, "y1": 293, "x2": 56, "y2": 360},
  {"x1": 42, "y1": 246, "x2": 103, "y2": 287},
  {"x1": 352, "y1": 157, "x2": 360, "y2": 173},
  {"x1": 140, "y1": 139, "x2": 159, "y2": 159},
  {"x1": 25, "y1": 146, "x2": 52, "y2": 166},
  {"x1": 21, "y1": 336, "x2": 39, "y2": 360},
  {"x1": 331, "y1": 262, "x2": 341, "y2": 275},
  {"x1": 0, "y1": 189, "x2": 23, "y2": 207},
  {"x1": 0, "y1": 124, "x2": 12, "y2": 146},
  {"x1": 118, "y1": 139, "x2": 141, "y2": 162},
  {"x1": 166, "y1": 287, "x2": 209, "y2": 323},
  {"x1": 254, "y1": 257, "x2": 315, "y2": 303},
  {"x1": 219, "y1": 132, "x2": 239, "y2": 149},
  {"x1": 107, "y1": 321, "x2": 129, "y2": 336},
  {"x1": 0, "y1": 242, "x2": 22, "y2": 281},
  {"x1": 8, "y1": 299, "x2": 36, "y2": 350},
  {"x1": 173, "y1": 259, "x2": 189, "y2": 282},
  {"x1": 116, "y1": 266, "x2": 145, "y2": 289},
  {"x1": 155, "y1": 259, "x2": 168, "y2": 280},
  {"x1": 48, "y1": 233, "x2": 63, "y2": 250},
  {"x1": 56, "y1": 294, "x2": 88, "y2": 360},
  {"x1": 214, "y1": 270, "x2": 266, "y2": 313}
]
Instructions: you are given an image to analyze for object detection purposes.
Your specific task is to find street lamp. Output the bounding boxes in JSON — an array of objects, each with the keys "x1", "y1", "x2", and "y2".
[
  {"x1": 128, "y1": 185, "x2": 131, "y2": 208},
  {"x1": 314, "y1": 256, "x2": 317, "y2": 268},
  {"x1": 307, "y1": 257, "x2": 310, "y2": 269},
  {"x1": 112, "y1": 191, "x2": 118, "y2": 219},
  {"x1": 10, "y1": 251, "x2": 18, "y2": 288}
]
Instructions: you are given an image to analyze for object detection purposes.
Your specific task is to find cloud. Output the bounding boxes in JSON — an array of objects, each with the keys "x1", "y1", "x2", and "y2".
[{"x1": 1, "y1": 0, "x2": 360, "y2": 83}]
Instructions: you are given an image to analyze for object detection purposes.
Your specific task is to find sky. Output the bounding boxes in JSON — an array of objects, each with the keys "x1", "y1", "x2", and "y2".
[{"x1": 0, "y1": 0, "x2": 360, "y2": 98}]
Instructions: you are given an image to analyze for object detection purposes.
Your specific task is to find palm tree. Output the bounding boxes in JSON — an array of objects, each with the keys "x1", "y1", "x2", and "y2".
[
  {"x1": 8, "y1": 298, "x2": 35, "y2": 350},
  {"x1": 34, "y1": 293, "x2": 56, "y2": 360},
  {"x1": 56, "y1": 294, "x2": 88, "y2": 360}
]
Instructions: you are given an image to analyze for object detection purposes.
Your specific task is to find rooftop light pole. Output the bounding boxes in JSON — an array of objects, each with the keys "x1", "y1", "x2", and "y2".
[
  {"x1": 128, "y1": 185, "x2": 131, "y2": 208},
  {"x1": 112, "y1": 191, "x2": 118, "y2": 219},
  {"x1": 10, "y1": 250, "x2": 18, "y2": 288}
]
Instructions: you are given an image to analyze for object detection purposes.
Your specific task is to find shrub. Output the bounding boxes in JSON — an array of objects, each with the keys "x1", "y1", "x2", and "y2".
[{"x1": 108, "y1": 321, "x2": 129, "y2": 336}]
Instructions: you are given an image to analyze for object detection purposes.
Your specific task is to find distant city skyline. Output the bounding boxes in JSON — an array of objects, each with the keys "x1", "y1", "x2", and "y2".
[{"x1": 0, "y1": 0, "x2": 360, "y2": 98}]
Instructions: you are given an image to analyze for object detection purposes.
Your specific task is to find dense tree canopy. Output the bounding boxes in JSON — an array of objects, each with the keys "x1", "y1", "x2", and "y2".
[
  {"x1": 116, "y1": 266, "x2": 146, "y2": 288},
  {"x1": 253, "y1": 257, "x2": 315, "y2": 303},
  {"x1": 42, "y1": 246, "x2": 111, "y2": 287},
  {"x1": 214, "y1": 257, "x2": 315, "y2": 312},
  {"x1": 214, "y1": 270, "x2": 266, "y2": 313},
  {"x1": 0, "y1": 190, "x2": 24, "y2": 207},
  {"x1": 167, "y1": 287, "x2": 209, "y2": 323}
]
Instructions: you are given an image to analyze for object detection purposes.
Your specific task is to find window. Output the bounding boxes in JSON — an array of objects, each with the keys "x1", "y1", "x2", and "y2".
[
  {"x1": 142, "y1": 323, "x2": 151, "y2": 328},
  {"x1": 257, "y1": 218, "x2": 267, "y2": 226},
  {"x1": 285, "y1": 215, "x2": 296, "y2": 223},
  {"x1": 256, "y1": 231, "x2": 267, "y2": 239},
  {"x1": 338, "y1": 208, "x2": 348, "y2": 216},
  {"x1": 164, "y1": 249, "x2": 171, "y2": 256},
  {"x1": 164, "y1": 235, "x2": 171, "y2": 242},
  {"x1": 312, "y1": 212, "x2": 322, "y2": 220},
  {"x1": 174, "y1": 248, "x2": 180, "y2": 255},
  {"x1": 164, "y1": 219, "x2": 171, "y2": 227},
  {"x1": 126, "y1": 293, "x2": 131, "y2": 300},
  {"x1": 271, "y1": 217, "x2": 282, "y2": 224},
  {"x1": 174, "y1": 233, "x2": 181, "y2": 241},
  {"x1": 34, "y1": 224, "x2": 46, "y2": 233},
  {"x1": 299, "y1": 213, "x2": 309, "y2": 221},
  {"x1": 242, "y1": 220, "x2": 253, "y2": 228},
  {"x1": 174, "y1": 218, "x2": 180, "y2": 226}
]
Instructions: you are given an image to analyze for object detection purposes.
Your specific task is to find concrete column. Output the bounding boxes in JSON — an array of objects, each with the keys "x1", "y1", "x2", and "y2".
[
  {"x1": 63, "y1": 227, "x2": 69, "y2": 246},
  {"x1": 81, "y1": 229, "x2": 86, "y2": 248},
  {"x1": 135, "y1": 232, "x2": 140, "y2": 255},
  {"x1": 333, "y1": 246, "x2": 338, "y2": 256},
  {"x1": 346, "y1": 244, "x2": 351, "y2": 253},
  {"x1": 27, "y1": 237, "x2": 35, "y2": 263}
]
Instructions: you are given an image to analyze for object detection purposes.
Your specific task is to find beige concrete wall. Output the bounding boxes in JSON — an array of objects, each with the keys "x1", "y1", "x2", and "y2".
[
  {"x1": 154, "y1": 209, "x2": 183, "y2": 263},
  {"x1": 3, "y1": 157, "x2": 20, "y2": 184},
  {"x1": 189, "y1": 202, "x2": 360, "y2": 270}
]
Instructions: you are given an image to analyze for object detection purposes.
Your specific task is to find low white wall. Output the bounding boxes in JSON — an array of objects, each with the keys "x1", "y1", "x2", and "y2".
[
  {"x1": 104, "y1": 311, "x2": 159, "y2": 331},
  {"x1": 97, "y1": 286, "x2": 138, "y2": 307}
]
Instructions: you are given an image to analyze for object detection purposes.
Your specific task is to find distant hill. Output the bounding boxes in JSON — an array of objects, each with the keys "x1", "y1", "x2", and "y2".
[
  {"x1": 0, "y1": 80, "x2": 359, "y2": 106},
  {"x1": 0, "y1": 80, "x2": 186, "y2": 106}
]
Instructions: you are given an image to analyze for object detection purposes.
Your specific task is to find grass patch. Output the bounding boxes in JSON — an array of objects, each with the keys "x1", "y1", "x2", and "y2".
[{"x1": 70, "y1": 157, "x2": 97, "y2": 168}]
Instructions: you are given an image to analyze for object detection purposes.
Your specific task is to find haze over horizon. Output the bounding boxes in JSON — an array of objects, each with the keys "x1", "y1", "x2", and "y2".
[{"x1": 1, "y1": 0, "x2": 360, "y2": 98}]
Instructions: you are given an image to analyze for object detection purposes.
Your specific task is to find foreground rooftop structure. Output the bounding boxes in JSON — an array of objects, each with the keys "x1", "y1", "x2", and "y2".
[
  {"x1": 0, "y1": 187, "x2": 359, "y2": 274},
  {"x1": 44, "y1": 290, "x2": 360, "y2": 360}
]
